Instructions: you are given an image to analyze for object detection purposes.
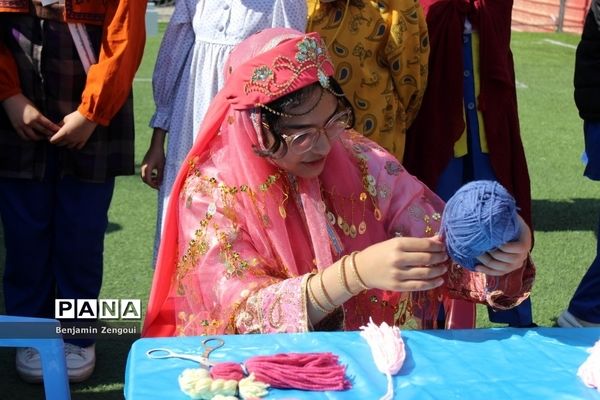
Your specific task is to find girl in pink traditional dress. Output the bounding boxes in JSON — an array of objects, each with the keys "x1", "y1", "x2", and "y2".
[{"x1": 142, "y1": 28, "x2": 535, "y2": 337}]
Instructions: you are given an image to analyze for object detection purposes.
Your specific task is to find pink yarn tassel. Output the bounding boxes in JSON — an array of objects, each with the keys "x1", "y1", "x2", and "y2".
[
  {"x1": 210, "y1": 352, "x2": 351, "y2": 391},
  {"x1": 210, "y1": 361, "x2": 245, "y2": 381}
]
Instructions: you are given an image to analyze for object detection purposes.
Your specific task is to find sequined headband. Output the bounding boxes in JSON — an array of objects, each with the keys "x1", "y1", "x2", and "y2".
[{"x1": 245, "y1": 35, "x2": 334, "y2": 102}]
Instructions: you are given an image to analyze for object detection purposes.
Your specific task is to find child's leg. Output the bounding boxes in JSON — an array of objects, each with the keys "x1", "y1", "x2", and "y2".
[
  {"x1": 471, "y1": 133, "x2": 534, "y2": 327},
  {"x1": 52, "y1": 173, "x2": 114, "y2": 347},
  {"x1": 566, "y1": 121, "x2": 600, "y2": 323},
  {"x1": 436, "y1": 158, "x2": 477, "y2": 329},
  {"x1": 567, "y1": 218, "x2": 600, "y2": 323},
  {"x1": 0, "y1": 175, "x2": 55, "y2": 318}
]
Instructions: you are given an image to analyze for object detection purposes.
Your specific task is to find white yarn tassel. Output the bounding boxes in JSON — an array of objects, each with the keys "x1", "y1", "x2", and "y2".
[
  {"x1": 360, "y1": 318, "x2": 405, "y2": 400},
  {"x1": 578, "y1": 339, "x2": 600, "y2": 391}
]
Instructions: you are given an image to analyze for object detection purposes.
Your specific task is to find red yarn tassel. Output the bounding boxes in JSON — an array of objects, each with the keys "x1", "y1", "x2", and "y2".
[{"x1": 210, "y1": 352, "x2": 351, "y2": 391}]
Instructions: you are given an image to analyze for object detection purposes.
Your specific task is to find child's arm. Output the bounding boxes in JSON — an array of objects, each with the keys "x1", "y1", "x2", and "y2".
[
  {"x1": 79, "y1": 0, "x2": 146, "y2": 126},
  {"x1": 50, "y1": 0, "x2": 146, "y2": 149},
  {"x1": 149, "y1": 0, "x2": 195, "y2": 132},
  {"x1": 0, "y1": 40, "x2": 20, "y2": 102},
  {"x1": 142, "y1": 2, "x2": 195, "y2": 188}
]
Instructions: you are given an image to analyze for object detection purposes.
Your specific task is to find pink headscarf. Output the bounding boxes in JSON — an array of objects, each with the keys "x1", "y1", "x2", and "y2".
[
  {"x1": 142, "y1": 28, "x2": 534, "y2": 337},
  {"x1": 143, "y1": 28, "x2": 382, "y2": 336}
]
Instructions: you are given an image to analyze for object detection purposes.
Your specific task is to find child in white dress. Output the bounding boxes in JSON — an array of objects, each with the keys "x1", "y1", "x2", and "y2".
[{"x1": 140, "y1": 0, "x2": 307, "y2": 262}]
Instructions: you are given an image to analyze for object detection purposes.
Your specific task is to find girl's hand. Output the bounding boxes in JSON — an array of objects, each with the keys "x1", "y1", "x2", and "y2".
[
  {"x1": 2, "y1": 93, "x2": 60, "y2": 140},
  {"x1": 49, "y1": 111, "x2": 97, "y2": 150},
  {"x1": 355, "y1": 235, "x2": 449, "y2": 292},
  {"x1": 140, "y1": 128, "x2": 167, "y2": 189},
  {"x1": 475, "y1": 215, "x2": 532, "y2": 276}
]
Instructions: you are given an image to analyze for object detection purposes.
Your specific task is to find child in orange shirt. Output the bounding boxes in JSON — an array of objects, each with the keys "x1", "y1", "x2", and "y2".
[{"x1": 0, "y1": 0, "x2": 146, "y2": 383}]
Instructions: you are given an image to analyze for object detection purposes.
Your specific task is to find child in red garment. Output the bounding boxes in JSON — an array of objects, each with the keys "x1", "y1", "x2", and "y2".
[{"x1": 405, "y1": 0, "x2": 535, "y2": 328}]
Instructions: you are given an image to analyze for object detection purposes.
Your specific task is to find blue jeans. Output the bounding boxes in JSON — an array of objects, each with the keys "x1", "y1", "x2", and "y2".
[
  {"x1": 0, "y1": 147, "x2": 114, "y2": 346},
  {"x1": 568, "y1": 121, "x2": 600, "y2": 322}
]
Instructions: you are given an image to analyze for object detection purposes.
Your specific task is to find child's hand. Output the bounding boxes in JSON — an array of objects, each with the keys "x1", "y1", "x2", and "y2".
[
  {"x1": 140, "y1": 128, "x2": 167, "y2": 189},
  {"x1": 475, "y1": 215, "x2": 532, "y2": 276},
  {"x1": 355, "y1": 235, "x2": 449, "y2": 292},
  {"x1": 2, "y1": 93, "x2": 60, "y2": 140},
  {"x1": 49, "y1": 111, "x2": 97, "y2": 150}
]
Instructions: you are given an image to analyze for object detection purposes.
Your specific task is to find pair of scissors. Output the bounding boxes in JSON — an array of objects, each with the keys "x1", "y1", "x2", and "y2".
[{"x1": 146, "y1": 337, "x2": 225, "y2": 369}]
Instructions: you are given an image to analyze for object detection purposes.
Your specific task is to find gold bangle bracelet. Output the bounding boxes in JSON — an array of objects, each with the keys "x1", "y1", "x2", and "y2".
[
  {"x1": 307, "y1": 275, "x2": 332, "y2": 314},
  {"x1": 338, "y1": 255, "x2": 356, "y2": 296},
  {"x1": 350, "y1": 251, "x2": 369, "y2": 291},
  {"x1": 318, "y1": 271, "x2": 337, "y2": 309}
]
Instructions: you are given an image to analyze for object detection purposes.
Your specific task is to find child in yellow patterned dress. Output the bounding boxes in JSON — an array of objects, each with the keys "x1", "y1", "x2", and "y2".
[{"x1": 306, "y1": 0, "x2": 429, "y2": 161}]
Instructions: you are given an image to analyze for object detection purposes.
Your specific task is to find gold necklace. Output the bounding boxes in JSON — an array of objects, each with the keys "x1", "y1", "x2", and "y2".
[
  {"x1": 320, "y1": 139, "x2": 381, "y2": 238},
  {"x1": 322, "y1": 186, "x2": 357, "y2": 238}
]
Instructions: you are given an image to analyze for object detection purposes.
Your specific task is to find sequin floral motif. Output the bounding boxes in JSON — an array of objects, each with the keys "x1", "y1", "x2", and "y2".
[
  {"x1": 296, "y1": 37, "x2": 330, "y2": 88},
  {"x1": 251, "y1": 66, "x2": 273, "y2": 83},
  {"x1": 408, "y1": 202, "x2": 440, "y2": 237},
  {"x1": 384, "y1": 160, "x2": 403, "y2": 176},
  {"x1": 245, "y1": 36, "x2": 333, "y2": 98},
  {"x1": 176, "y1": 167, "x2": 285, "y2": 292}
]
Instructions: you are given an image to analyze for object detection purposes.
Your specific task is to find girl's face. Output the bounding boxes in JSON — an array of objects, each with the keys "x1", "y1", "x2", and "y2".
[{"x1": 268, "y1": 88, "x2": 342, "y2": 179}]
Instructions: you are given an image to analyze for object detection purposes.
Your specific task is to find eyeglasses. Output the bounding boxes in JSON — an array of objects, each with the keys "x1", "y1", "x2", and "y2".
[{"x1": 277, "y1": 109, "x2": 352, "y2": 156}]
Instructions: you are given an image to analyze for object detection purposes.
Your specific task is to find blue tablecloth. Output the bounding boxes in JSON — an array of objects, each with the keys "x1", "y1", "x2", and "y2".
[{"x1": 125, "y1": 327, "x2": 600, "y2": 399}]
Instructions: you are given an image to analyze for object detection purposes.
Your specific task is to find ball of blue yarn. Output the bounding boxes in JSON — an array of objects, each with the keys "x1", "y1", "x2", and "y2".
[{"x1": 441, "y1": 180, "x2": 521, "y2": 271}]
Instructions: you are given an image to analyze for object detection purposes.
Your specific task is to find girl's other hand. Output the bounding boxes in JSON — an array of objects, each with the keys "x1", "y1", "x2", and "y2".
[
  {"x1": 475, "y1": 215, "x2": 532, "y2": 276},
  {"x1": 2, "y1": 93, "x2": 60, "y2": 140}
]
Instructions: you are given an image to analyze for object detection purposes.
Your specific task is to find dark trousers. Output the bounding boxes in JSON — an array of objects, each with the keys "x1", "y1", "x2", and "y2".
[
  {"x1": 568, "y1": 121, "x2": 600, "y2": 322},
  {"x1": 568, "y1": 213, "x2": 600, "y2": 323},
  {"x1": 0, "y1": 147, "x2": 114, "y2": 345}
]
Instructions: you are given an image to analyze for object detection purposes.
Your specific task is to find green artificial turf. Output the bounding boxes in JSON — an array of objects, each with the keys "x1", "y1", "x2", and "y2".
[{"x1": 0, "y1": 27, "x2": 597, "y2": 399}]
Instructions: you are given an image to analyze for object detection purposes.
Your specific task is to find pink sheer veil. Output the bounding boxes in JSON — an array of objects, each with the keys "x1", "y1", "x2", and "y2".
[
  {"x1": 142, "y1": 28, "x2": 366, "y2": 337},
  {"x1": 140, "y1": 27, "x2": 507, "y2": 336}
]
